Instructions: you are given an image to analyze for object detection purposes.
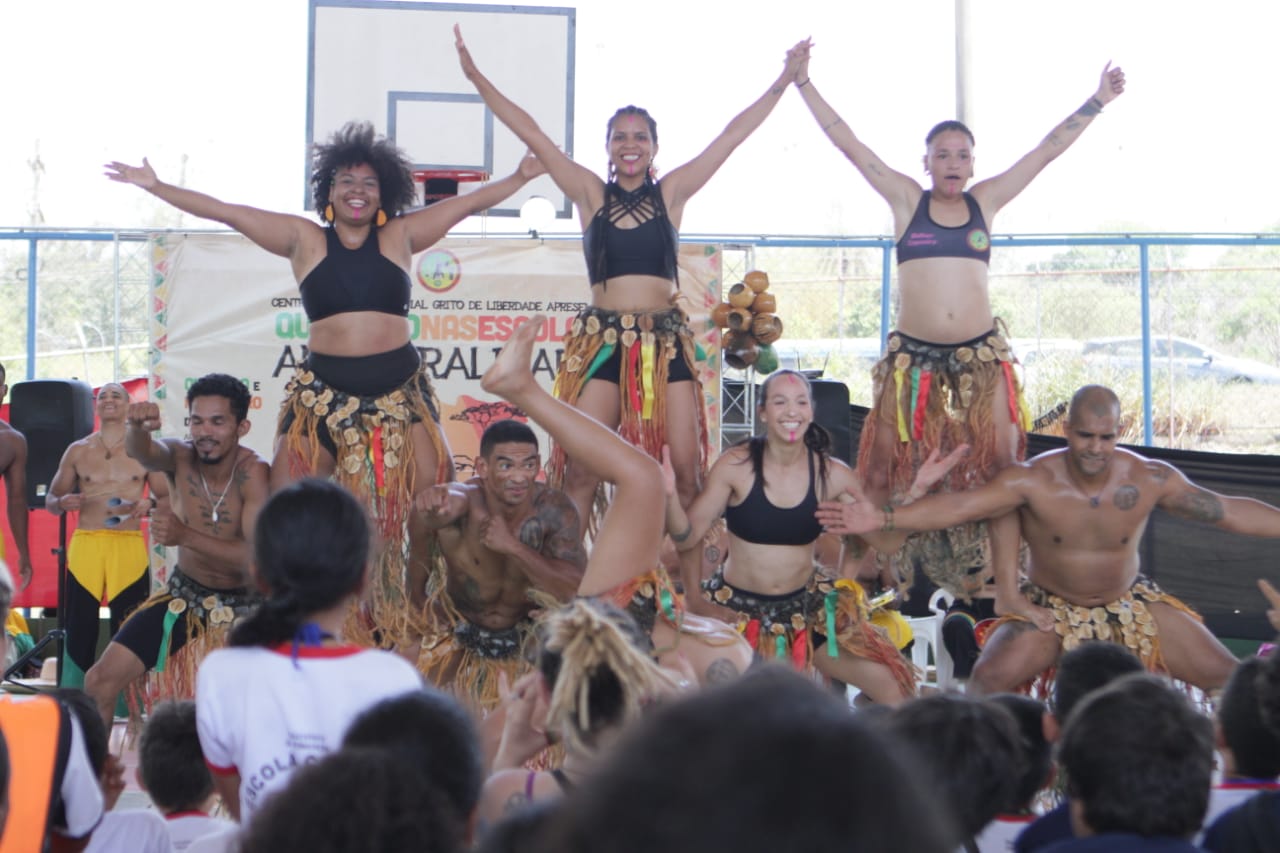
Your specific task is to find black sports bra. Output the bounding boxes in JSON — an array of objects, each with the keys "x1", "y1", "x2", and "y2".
[
  {"x1": 299, "y1": 227, "x2": 411, "y2": 322},
  {"x1": 724, "y1": 449, "x2": 824, "y2": 546},
  {"x1": 582, "y1": 180, "x2": 678, "y2": 285},
  {"x1": 895, "y1": 191, "x2": 991, "y2": 265}
]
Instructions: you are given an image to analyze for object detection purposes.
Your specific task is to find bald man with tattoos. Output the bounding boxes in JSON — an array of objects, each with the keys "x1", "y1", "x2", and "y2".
[{"x1": 820, "y1": 385, "x2": 1280, "y2": 694}]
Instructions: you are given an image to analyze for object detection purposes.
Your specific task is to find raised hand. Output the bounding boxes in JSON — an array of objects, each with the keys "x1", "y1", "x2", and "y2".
[
  {"x1": 414, "y1": 483, "x2": 453, "y2": 516},
  {"x1": 454, "y1": 24, "x2": 479, "y2": 80},
  {"x1": 127, "y1": 401, "x2": 162, "y2": 432},
  {"x1": 479, "y1": 511, "x2": 519, "y2": 556},
  {"x1": 516, "y1": 149, "x2": 546, "y2": 181},
  {"x1": 793, "y1": 38, "x2": 812, "y2": 86},
  {"x1": 783, "y1": 38, "x2": 812, "y2": 84},
  {"x1": 104, "y1": 158, "x2": 158, "y2": 190},
  {"x1": 1095, "y1": 61, "x2": 1126, "y2": 106}
]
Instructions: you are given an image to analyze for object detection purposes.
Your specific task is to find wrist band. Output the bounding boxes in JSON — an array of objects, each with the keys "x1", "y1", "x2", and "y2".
[
  {"x1": 797, "y1": 78, "x2": 811, "y2": 88},
  {"x1": 881, "y1": 503, "x2": 895, "y2": 533}
]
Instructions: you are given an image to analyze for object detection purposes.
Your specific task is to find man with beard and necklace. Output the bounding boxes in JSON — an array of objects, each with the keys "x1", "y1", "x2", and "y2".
[
  {"x1": 85, "y1": 373, "x2": 270, "y2": 726},
  {"x1": 46, "y1": 382, "x2": 169, "y2": 688},
  {"x1": 821, "y1": 384, "x2": 1280, "y2": 695},
  {"x1": 416, "y1": 419, "x2": 585, "y2": 710}
]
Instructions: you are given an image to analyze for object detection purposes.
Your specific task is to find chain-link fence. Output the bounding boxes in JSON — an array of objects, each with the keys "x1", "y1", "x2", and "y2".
[
  {"x1": 4, "y1": 230, "x2": 1278, "y2": 453},
  {"x1": 1, "y1": 231, "x2": 151, "y2": 387}
]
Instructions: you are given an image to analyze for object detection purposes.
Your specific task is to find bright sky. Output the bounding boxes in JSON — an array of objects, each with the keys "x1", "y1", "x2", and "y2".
[{"x1": 4, "y1": 0, "x2": 1278, "y2": 237}]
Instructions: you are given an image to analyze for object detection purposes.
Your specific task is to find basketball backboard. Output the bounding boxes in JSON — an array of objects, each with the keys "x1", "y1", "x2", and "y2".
[{"x1": 307, "y1": 0, "x2": 574, "y2": 219}]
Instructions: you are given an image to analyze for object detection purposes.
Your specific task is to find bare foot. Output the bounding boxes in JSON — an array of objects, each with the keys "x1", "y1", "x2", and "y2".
[
  {"x1": 481, "y1": 314, "x2": 543, "y2": 400},
  {"x1": 995, "y1": 588, "x2": 1055, "y2": 633}
]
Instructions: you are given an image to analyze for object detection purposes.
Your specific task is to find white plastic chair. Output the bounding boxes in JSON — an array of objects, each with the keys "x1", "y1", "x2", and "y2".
[{"x1": 903, "y1": 588, "x2": 955, "y2": 690}]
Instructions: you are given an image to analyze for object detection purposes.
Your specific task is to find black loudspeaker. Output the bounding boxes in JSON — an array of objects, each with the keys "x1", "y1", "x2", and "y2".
[
  {"x1": 810, "y1": 379, "x2": 853, "y2": 466},
  {"x1": 10, "y1": 380, "x2": 95, "y2": 508}
]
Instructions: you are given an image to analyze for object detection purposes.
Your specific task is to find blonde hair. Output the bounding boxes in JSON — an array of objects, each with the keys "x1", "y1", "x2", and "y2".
[{"x1": 540, "y1": 599, "x2": 677, "y2": 757}]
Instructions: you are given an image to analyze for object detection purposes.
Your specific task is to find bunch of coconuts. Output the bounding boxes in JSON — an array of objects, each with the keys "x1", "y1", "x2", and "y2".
[{"x1": 711, "y1": 270, "x2": 783, "y2": 373}]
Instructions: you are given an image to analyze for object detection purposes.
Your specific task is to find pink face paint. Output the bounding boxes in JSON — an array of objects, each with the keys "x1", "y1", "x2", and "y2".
[
  {"x1": 788, "y1": 429, "x2": 797, "y2": 443},
  {"x1": 353, "y1": 207, "x2": 364, "y2": 218}
]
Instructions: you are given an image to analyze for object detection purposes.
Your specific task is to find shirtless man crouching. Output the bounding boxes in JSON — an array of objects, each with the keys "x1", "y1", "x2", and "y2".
[
  {"x1": 416, "y1": 418, "x2": 585, "y2": 710},
  {"x1": 84, "y1": 373, "x2": 270, "y2": 725},
  {"x1": 820, "y1": 384, "x2": 1280, "y2": 694}
]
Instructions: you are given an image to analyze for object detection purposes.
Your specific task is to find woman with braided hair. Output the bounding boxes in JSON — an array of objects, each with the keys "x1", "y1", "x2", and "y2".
[
  {"x1": 664, "y1": 369, "x2": 965, "y2": 705},
  {"x1": 476, "y1": 598, "x2": 682, "y2": 828},
  {"x1": 455, "y1": 27, "x2": 809, "y2": 541},
  {"x1": 195, "y1": 479, "x2": 422, "y2": 824}
]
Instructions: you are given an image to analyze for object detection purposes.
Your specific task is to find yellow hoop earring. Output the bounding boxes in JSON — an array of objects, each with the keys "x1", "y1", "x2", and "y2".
[
  {"x1": 324, "y1": 203, "x2": 335, "y2": 223},
  {"x1": 375, "y1": 209, "x2": 388, "y2": 227}
]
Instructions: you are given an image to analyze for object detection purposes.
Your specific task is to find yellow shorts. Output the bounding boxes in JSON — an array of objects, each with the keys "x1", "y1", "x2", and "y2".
[{"x1": 67, "y1": 528, "x2": 149, "y2": 602}]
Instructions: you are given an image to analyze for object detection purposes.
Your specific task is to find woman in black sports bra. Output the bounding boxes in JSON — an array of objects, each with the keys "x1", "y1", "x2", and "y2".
[
  {"x1": 455, "y1": 27, "x2": 809, "y2": 549},
  {"x1": 106, "y1": 122, "x2": 543, "y2": 648},
  {"x1": 792, "y1": 44, "x2": 1126, "y2": 630},
  {"x1": 664, "y1": 369, "x2": 963, "y2": 705}
]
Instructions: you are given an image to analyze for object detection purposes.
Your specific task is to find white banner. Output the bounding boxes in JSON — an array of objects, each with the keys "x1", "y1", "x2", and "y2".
[{"x1": 150, "y1": 233, "x2": 723, "y2": 483}]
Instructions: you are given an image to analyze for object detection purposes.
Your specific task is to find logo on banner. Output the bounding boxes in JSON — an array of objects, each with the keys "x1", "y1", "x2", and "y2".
[{"x1": 417, "y1": 250, "x2": 462, "y2": 293}]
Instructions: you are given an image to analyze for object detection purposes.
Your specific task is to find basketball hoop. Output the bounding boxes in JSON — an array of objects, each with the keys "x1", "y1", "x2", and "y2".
[{"x1": 412, "y1": 169, "x2": 490, "y2": 207}]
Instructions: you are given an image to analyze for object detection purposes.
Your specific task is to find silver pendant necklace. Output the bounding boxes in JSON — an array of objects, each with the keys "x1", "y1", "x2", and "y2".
[{"x1": 199, "y1": 469, "x2": 234, "y2": 523}]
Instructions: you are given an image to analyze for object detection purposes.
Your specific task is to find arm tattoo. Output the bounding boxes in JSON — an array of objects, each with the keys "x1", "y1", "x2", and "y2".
[
  {"x1": 822, "y1": 117, "x2": 844, "y2": 132},
  {"x1": 770, "y1": 84, "x2": 785, "y2": 96},
  {"x1": 1166, "y1": 489, "x2": 1225, "y2": 524},
  {"x1": 868, "y1": 162, "x2": 885, "y2": 177},
  {"x1": 671, "y1": 521, "x2": 693, "y2": 544},
  {"x1": 1063, "y1": 117, "x2": 1082, "y2": 132},
  {"x1": 518, "y1": 516, "x2": 546, "y2": 551},
  {"x1": 503, "y1": 791, "x2": 530, "y2": 814},
  {"x1": 1078, "y1": 97, "x2": 1102, "y2": 118},
  {"x1": 1047, "y1": 132, "x2": 1064, "y2": 148}
]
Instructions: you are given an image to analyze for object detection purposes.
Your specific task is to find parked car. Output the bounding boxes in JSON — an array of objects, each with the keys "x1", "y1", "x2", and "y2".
[{"x1": 1082, "y1": 336, "x2": 1280, "y2": 384}]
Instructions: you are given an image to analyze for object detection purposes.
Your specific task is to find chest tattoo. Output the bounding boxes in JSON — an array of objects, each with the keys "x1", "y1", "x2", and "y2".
[{"x1": 1113, "y1": 485, "x2": 1139, "y2": 510}]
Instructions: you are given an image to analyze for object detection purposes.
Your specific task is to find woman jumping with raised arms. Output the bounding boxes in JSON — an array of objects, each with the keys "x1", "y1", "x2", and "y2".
[
  {"x1": 455, "y1": 27, "x2": 807, "y2": 553},
  {"x1": 793, "y1": 43, "x2": 1124, "y2": 628}
]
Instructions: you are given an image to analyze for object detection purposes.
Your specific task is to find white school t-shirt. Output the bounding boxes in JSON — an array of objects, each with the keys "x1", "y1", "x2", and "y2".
[
  {"x1": 165, "y1": 811, "x2": 235, "y2": 851},
  {"x1": 195, "y1": 642, "x2": 423, "y2": 823}
]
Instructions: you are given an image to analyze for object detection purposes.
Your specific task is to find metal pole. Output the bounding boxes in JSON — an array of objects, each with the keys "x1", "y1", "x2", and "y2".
[
  {"x1": 1139, "y1": 244, "x2": 1153, "y2": 444},
  {"x1": 880, "y1": 244, "x2": 892, "y2": 351},
  {"x1": 955, "y1": 0, "x2": 972, "y2": 123},
  {"x1": 112, "y1": 233, "x2": 122, "y2": 380},
  {"x1": 25, "y1": 238, "x2": 37, "y2": 379}
]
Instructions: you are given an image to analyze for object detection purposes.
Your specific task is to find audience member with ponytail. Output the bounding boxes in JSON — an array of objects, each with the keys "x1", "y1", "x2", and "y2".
[
  {"x1": 476, "y1": 599, "x2": 682, "y2": 830},
  {"x1": 664, "y1": 369, "x2": 964, "y2": 704},
  {"x1": 195, "y1": 479, "x2": 422, "y2": 824}
]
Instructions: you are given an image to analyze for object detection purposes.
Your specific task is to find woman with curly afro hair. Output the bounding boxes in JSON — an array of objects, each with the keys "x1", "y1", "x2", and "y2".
[{"x1": 107, "y1": 122, "x2": 545, "y2": 649}]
